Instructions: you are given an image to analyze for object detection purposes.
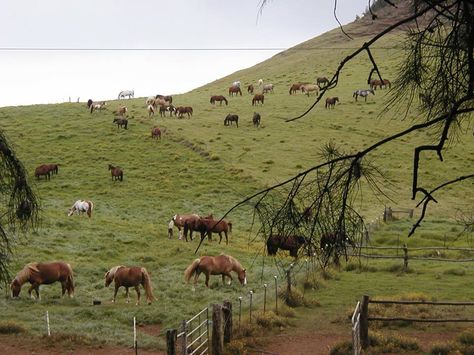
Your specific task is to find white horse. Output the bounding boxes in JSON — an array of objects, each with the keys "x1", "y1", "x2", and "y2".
[
  {"x1": 68, "y1": 200, "x2": 94, "y2": 218},
  {"x1": 118, "y1": 90, "x2": 134, "y2": 99}
]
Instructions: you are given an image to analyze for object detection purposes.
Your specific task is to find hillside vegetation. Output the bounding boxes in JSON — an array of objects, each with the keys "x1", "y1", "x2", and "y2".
[{"x1": 0, "y1": 17, "x2": 473, "y2": 351}]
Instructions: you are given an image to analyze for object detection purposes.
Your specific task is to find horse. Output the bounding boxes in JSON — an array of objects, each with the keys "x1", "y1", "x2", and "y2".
[
  {"x1": 320, "y1": 231, "x2": 356, "y2": 266},
  {"x1": 325, "y1": 97, "x2": 340, "y2": 109},
  {"x1": 252, "y1": 94, "x2": 264, "y2": 105},
  {"x1": 184, "y1": 254, "x2": 246, "y2": 288},
  {"x1": 151, "y1": 127, "x2": 161, "y2": 140},
  {"x1": 262, "y1": 83, "x2": 274, "y2": 94},
  {"x1": 186, "y1": 217, "x2": 232, "y2": 244},
  {"x1": 116, "y1": 106, "x2": 127, "y2": 117},
  {"x1": 147, "y1": 104, "x2": 155, "y2": 117},
  {"x1": 176, "y1": 106, "x2": 193, "y2": 118},
  {"x1": 108, "y1": 164, "x2": 123, "y2": 181},
  {"x1": 68, "y1": 200, "x2": 93, "y2": 218},
  {"x1": 247, "y1": 84, "x2": 254, "y2": 94},
  {"x1": 159, "y1": 104, "x2": 175, "y2": 117},
  {"x1": 353, "y1": 89, "x2": 375, "y2": 102},
  {"x1": 231, "y1": 81, "x2": 241, "y2": 88},
  {"x1": 224, "y1": 114, "x2": 239, "y2": 128},
  {"x1": 154, "y1": 98, "x2": 171, "y2": 107},
  {"x1": 10, "y1": 261, "x2": 74, "y2": 300},
  {"x1": 113, "y1": 117, "x2": 128, "y2": 129},
  {"x1": 90, "y1": 101, "x2": 106, "y2": 113},
  {"x1": 34, "y1": 164, "x2": 51, "y2": 180},
  {"x1": 45, "y1": 164, "x2": 59, "y2": 175},
  {"x1": 146, "y1": 96, "x2": 156, "y2": 105},
  {"x1": 229, "y1": 86, "x2": 242, "y2": 96},
  {"x1": 118, "y1": 90, "x2": 134, "y2": 99},
  {"x1": 155, "y1": 94, "x2": 173, "y2": 103},
  {"x1": 105, "y1": 266, "x2": 154, "y2": 305},
  {"x1": 289, "y1": 83, "x2": 307, "y2": 95},
  {"x1": 369, "y1": 79, "x2": 391, "y2": 90},
  {"x1": 301, "y1": 84, "x2": 319, "y2": 96},
  {"x1": 316, "y1": 77, "x2": 329, "y2": 88},
  {"x1": 258, "y1": 79, "x2": 263, "y2": 87},
  {"x1": 266, "y1": 234, "x2": 307, "y2": 258},
  {"x1": 210, "y1": 95, "x2": 228, "y2": 105},
  {"x1": 168, "y1": 213, "x2": 202, "y2": 240},
  {"x1": 380, "y1": 79, "x2": 391, "y2": 89},
  {"x1": 252, "y1": 112, "x2": 261, "y2": 127}
]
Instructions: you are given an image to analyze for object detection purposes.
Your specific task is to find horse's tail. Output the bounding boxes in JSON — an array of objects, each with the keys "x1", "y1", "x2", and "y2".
[
  {"x1": 228, "y1": 221, "x2": 232, "y2": 233},
  {"x1": 87, "y1": 201, "x2": 93, "y2": 218},
  {"x1": 184, "y1": 258, "x2": 200, "y2": 282},
  {"x1": 325, "y1": 100, "x2": 328, "y2": 109},
  {"x1": 266, "y1": 238, "x2": 277, "y2": 256},
  {"x1": 90, "y1": 104, "x2": 94, "y2": 114},
  {"x1": 224, "y1": 97, "x2": 228, "y2": 105},
  {"x1": 141, "y1": 268, "x2": 154, "y2": 303},
  {"x1": 209, "y1": 97, "x2": 213, "y2": 104},
  {"x1": 66, "y1": 263, "x2": 75, "y2": 296}
]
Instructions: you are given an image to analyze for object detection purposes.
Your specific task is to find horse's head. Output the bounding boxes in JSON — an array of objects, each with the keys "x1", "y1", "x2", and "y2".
[
  {"x1": 104, "y1": 271, "x2": 114, "y2": 287},
  {"x1": 238, "y1": 268, "x2": 247, "y2": 286},
  {"x1": 10, "y1": 279, "x2": 21, "y2": 298},
  {"x1": 67, "y1": 207, "x2": 75, "y2": 217}
]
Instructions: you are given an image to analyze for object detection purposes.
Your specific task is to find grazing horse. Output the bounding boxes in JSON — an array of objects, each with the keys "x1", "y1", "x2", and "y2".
[
  {"x1": 210, "y1": 95, "x2": 228, "y2": 105},
  {"x1": 151, "y1": 127, "x2": 161, "y2": 140},
  {"x1": 90, "y1": 101, "x2": 106, "y2": 113},
  {"x1": 266, "y1": 234, "x2": 307, "y2": 258},
  {"x1": 34, "y1": 164, "x2": 51, "y2": 180},
  {"x1": 108, "y1": 164, "x2": 123, "y2": 181},
  {"x1": 353, "y1": 89, "x2": 375, "y2": 102},
  {"x1": 118, "y1": 90, "x2": 134, "y2": 99},
  {"x1": 155, "y1": 94, "x2": 173, "y2": 103},
  {"x1": 325, "y1": 97, "x2": 340, "y2": 109},
  {"x1": 252, "y1": 112, "x2": 261, "y2": 127},
  {"x1": 168, "y1": 213, "x2": 204, "y2": 240},
  {"x1": 184, "y1": 254, "x2": 246, "y2": 288},
  {"x1": 113, "y1": 117, "x2": 128, "y2": 129},
  {"x1": 247, "y1": 84, "x2": 254, "y2": 94},
  {"x1": 320, "y1": 231, "x2": 355, "y2": 266},
  {"x1": 68, "y1": 200, "x2": 93, "y2": 218},
  {"x1": 301, "y1": 84, "x2": 319, "y2": 96},
  {"x1": 10, "y1": 261, "x2": 74, "y2": 300},
  {"x1": 289, "y1": 83, "x2": 306, "y2": 95},
  {"x1": 224, "y1": 114, "x2": 239, "y2": 128},
  {"x1": 176, "y1": 106, "x2": 193, "y2": 118},
  {"x1": 369, "y1": 79, "x2": 391, "y2": 90},
  {"x1": 45, "y1": 164, "x2": 59, "y2": 175},
  {"x1": 159, "y1": 104, "x2": 175, "y2": 117},
  {"x1": 105, "y1": 266, "x2": 154, "y2": 305},
  {"x1": 262, "y1": 83, "x2": 274, "y2": 94},
  {"x1": 229, "y1": 86, "x2": 242, "y2": 96},
  {"x1": 252, "y1": 94, "x2": 264, "y2": 105},
  {"x1": 186, "y1": 217, "x2": 232, "y2": 244},
  {"x1": 317, "y1": 77, "x2": 329, "y2": 88}
]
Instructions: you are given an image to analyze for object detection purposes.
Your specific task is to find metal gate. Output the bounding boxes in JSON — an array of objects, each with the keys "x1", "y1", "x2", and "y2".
[
  {"x1": 177, "y1": 307, "x2": 210, "y2": 355},
  {"x1": 351, "y1": 301, "x2": 361, "y2": 355}
]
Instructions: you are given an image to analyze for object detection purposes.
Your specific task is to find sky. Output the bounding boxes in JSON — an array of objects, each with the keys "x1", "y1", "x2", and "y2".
[{"x1": 0, "y1": 0, "x2": 368, "y2": 107}]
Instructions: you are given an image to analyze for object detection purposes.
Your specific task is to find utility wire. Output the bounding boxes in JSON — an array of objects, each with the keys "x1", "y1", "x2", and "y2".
[{"x1": 0, "y1": 46, "x2": 401, "y2": 51}]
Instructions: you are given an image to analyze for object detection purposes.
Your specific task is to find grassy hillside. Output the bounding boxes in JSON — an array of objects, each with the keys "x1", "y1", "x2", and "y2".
[{"x1": 0, "y1": 22, "x2": 473, "y2": 351}]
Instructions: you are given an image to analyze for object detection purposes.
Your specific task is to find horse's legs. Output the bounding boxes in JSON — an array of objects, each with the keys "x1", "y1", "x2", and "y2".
[
  {"x1": 205, "y1": 272, "x2": 210, "y2": 288},
  {"x1": 28, "y1": 284, "x2": 36, "y2": 299},
  {"x1": 112, "y1": 284, "x2": 119, "y2": 303},
  {"x1": 125, "y1": 287, "x2": 130, "y2": 303},
  {"x1": 218, "y1": 232, "x2": 223, "y2": 244},
  {"x1": 178, "y1": 227, "x2": 183, "y2": 240},
  {"x1": 226, "y1": 273, "x2": 233, "y2": 285},
  {"x1": 135, "y1": 285, "x2": 141, "y2": 306},
  {"x1": 61, "y1": 281, "x2": 67, "y2": 297},
  {"x1": 194, "y1": 270, "x2": 201, "y2": 285},
  {"x1": 34, "y1": 285, "x2": 41, "y2": 300},
  {"x1": 225, "y1": 231, "x2": 228, "y2": 245}
]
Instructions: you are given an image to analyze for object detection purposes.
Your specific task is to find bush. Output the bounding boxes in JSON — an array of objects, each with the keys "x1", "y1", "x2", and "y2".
[
  {"x1": 430, "y1": 343, "x2": 454, "y2": 355},
  {"x1": 0, "y1": 320, "x2": 27, "y2": 334},
  {"x1": 330, "y1": 340, "x2": 353, "y2": 355}
]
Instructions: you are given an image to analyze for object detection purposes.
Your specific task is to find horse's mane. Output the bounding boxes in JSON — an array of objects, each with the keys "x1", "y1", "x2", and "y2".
[
  {"x1": 14, "y1": 262, "x2": 39, "y2": 285},
  {"x1": 107, "y1": 265, "x2": 125, "y2": 279},
  {"x1": 222, "y1": 254, "x2": 243, "y2": 271}
]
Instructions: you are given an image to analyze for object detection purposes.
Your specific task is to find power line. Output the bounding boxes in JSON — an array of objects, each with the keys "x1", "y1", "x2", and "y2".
[{"x1": 0, "y1": 46, "x2": 401, "y2": 51}]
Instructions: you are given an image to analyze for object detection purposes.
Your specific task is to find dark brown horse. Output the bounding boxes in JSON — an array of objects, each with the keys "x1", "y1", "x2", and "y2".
[
  {"x1": 45, "y1": 163, "x2": 59, "y2": 175},
  {"x1": 289, "y1": 83, "x2": 304, "y2": 95},
  {"x1": 10, "y1": 261, "x2": 75, "y2": 299},
  {"x1": 159, "y1": 104, "x2": 175, "y2": 117},
  {"x1": 176, "y1": 106, "x2": 193, "y2": 118},
  {"x1": 224, "y1": 114, "x2": 239, "y2": 127},
  {"x1": 151, "y1": 127, "x2": 161, "y2": 140},
  {"x1": 105, "y1": 266, "x2": 154, "y2": 305},
  {"x1": 210, "y1": 95, "x2": 228, "y2": 105},
  {"x1": 34, "y1": 164, "x2": 51, "y2": 180},
  {"x1": 113, "y1": 117, "x2": 128, "y2": 129},
  {"x1": 252, "y1": 112, "x2": 261, "y2": 127},
  {"x1": 252, "y1": 94, "x2": 264, "y2": 105},
  {"x1": 247, "y1": 84, "x2": 254, "y2": 94},
  {"x1": 184, "y1": 254, "x2": 246, "y2": 287},
  {"x1": 266, "y1": 234, "x2": 307, "y2": 258},
  {"x1": 325, "y1": 97, "x2": 340, "y2": 109},
  {"x1": 185, "y1": 217, "x2": 232, "y2": 244},
  {"x1": 108, "y1": 164, "x2": 123, "y2": 181},
  {"x1": 228, "y1": 86, "x2": 242, "y2": 96},
  {"x1": 317, "y1": 77, "x2": 329, "y2": 88},
  {"x1": 168, "y1": 213, "x2": 213, "y2": 241}
]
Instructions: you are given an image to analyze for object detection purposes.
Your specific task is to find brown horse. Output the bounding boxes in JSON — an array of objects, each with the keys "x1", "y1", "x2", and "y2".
[
  {"x1": 289, "y1": 83, "x2": 306, "y2": 95},
  {"x1": 151, "y1": 127, "x2": 161, "y2": 140},
  {"x1": 184, "y1": 254, "x2": 246, "y2": 288},
  {"x1": 34, "y1": 164, "x2": 51, "y2": 180},
  {"x1": 105, "y1": 266, "x2": 154, "y2": 305},
  {"x1": 247, "y1": 84, "x2": 254, "y2": 94},
  {"x1": 10, "y1": 261, "x2": 74, "y2": 299},
  {"x1": 369, "y1": 79, "x2": 391, "y2": 90},
  {"x1": 168, "y1": 213, "x2": 213, "y2": 240},
  {"x1": 176, "y1": 106, "x2": 193, "y2": 118},
  {"x1": 108, "y1": 164, "x2": 123, "y2": 181},
  {"x1": 320, "y1": 231, "x2": 356, "y2": 266},
  {"x1": 186, "y1": 217, "x2": 232, "y2": 244},
  {"x1": 266, "y1": 234, "x2": 307, "y2": 258},
  {"x1": 159, "y1": 104, "x2": 175, "y2": 117},
  {"x1": 252, "y1": 112, "x2": 261, "y2": 127},
  {"x1": 252, "y1": 94, "x2": 264, "y2": 105},
  {"x1": 155, "y1": 94, "x2": 173, "y2": 103},
  {"x1": 228, "y1": 86, "x2": 242, "y2": 96},
  {"x1": 210, "y1": 95, "x2": 228, "y2": 105},
  {"x1": 46, "y1": 164, "x2": 59, "y2": 175},
  {"x1": 224, "y1": 114, "x2": 239, "y2": 128},
  {"x1": 116, "y1": 106, "x2": 127, "y2": 117},
  {"x1": 113, "y1": 117, "x2": 128, "y2": 129},
  {"x1": 325, "y1": 97, "x2": 340, "y2": 109},
  {"x1": 317, "y1": 77, "x2": 329, "y2": 88}
]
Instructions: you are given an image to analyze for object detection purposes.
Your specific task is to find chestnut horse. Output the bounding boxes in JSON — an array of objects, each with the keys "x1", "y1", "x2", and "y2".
[
  {"x1": 176, "y1": 106, "x2": 193, "y2": 118},
  {"x1": 247, "y1": 84, "x2": 254, "y2": 94},
  {"x1": 266, "y1": 234, "x2": 307, "y2": 258},
  {"x1": 105, "y1": 266, "x2": 154, "y2": 305},
  {"x1": 252, "y1": 94, "x2": 264, "y2": 105},
  {"x1": 108, "y1": 164, "x2": 123, "y2": 181},
  {"x1": 325, "y1": 97, "x2": 339, "y2": 109},
  {"x1": 210, "y1": 95, "x2": 228, "y2": 105},
  {"x1": 34, "y1": 164, "x2": 51, "y2": 180},
  {"x1": 184, "y1": 254, "x2": 246, "y2": 287},
  {"x1": 168, "y1": 213, "x2": 213, "y2": 240},
  {"x1": 185, "y1": 217, "x2": 232, "y2": 244},
  {"x1": 10, "y1": 261, "x2": 74, "y2": 299},
  {"x1": 228, "y1": 86, "x2": 242, "y2": 96},
  {"x1": 151, "y1": 127, "x2": 161, "y2": 140},
  {"x1": 289, "y1": 83, "x2": 307, "y2": 95}
]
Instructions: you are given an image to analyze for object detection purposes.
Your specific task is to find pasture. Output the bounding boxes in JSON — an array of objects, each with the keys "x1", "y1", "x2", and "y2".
[{"x1": 0, "y1": 27, "x2": 473, "y2": 352}]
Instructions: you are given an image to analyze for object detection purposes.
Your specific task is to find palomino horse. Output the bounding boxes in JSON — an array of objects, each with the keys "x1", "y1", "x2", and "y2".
[
  {"x1": 316, "y1": 77, "x2": 329, "y2": 88},
  {"x1": 229, "y1": 86, "x2": 242, "y2": 96},
  {"x1": 224, "y1": 114, "x2": 239, "y2": 128},
  {"x1": 168, "y1": 214, "x2": 212, "y2": 240},
  {"x1": 184, "y1": 254, "x2": 246, "y2": 288},
  {"x1": 186, "y1": 217, "x2": 232, "y2": 244},
  {"x1": 105, "y1": 266, "x2": 154, "y2": 305},
  {"x1": 210, "y1": 95, "x2": 228, "y2": 105},
  {"x1": 151, "y1": 127, "x2": 161, "y2": 140},
  {"x1": 325, "y1": 97, "x2": 339, "y2": 109},
  {"x1": 118, "y1": 90, "x2": 134, "y2": 99},
  {"x1": 247, "y1": 84, "x2": 254, "y2": 94},
  {"x1": 266, "y1": 234, "x2": 307, "y2": 258},
  {"x1": 10, "y1": 261, "x2": 74, "y2": 299},
  {"x1": 252, "y1": 94, "x2": 264, "y2": 105},
  {"x1": 301, "y1": 84, "x2": 319, "y2": 96},
  {"x1": 113, "y1": 117, "x2": 128, "y2": 129},
  {"x1": 68, "y1": 200, "x2": 93, "y2": 218},
  {"x1": 252, "y1": 112, "x2": 261, "y2": 127},
  {"x1": 262, "y1": 83, "x2": 274, "y2": 94},
  {"x1": 108, "y1": 164, "x2": 123, "y2": 181},
  {"x1": 353, "y1": 89, "x2": 375, "y2": 102}
]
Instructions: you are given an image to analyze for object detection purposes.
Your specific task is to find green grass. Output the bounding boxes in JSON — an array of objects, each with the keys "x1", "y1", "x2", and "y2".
[{"x1": 0, "y1": 26, "x2": 473, "y2": 351}]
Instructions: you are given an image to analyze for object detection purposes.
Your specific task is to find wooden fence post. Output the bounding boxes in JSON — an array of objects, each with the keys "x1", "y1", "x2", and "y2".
[
  {"x1": 223, "y1": 300, "x2": 233, "y2": 344},
  {"x1": 166, "y1": 329, "x2": 177, "y2": 355},
  {"x1": 212, "y1": 304, "x2": 224, "y2": 355},
  {"x1": 360, "y1": 295, "x2": 369, "y2": 350},
  {"x1": 403, "y1": 244, "x2": 408, "y2": 271}
]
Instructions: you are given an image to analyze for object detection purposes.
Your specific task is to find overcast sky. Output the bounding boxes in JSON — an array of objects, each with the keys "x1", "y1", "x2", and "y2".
[{"x1": 0, "y1": 0, "x2": 368, "y2": 107}]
